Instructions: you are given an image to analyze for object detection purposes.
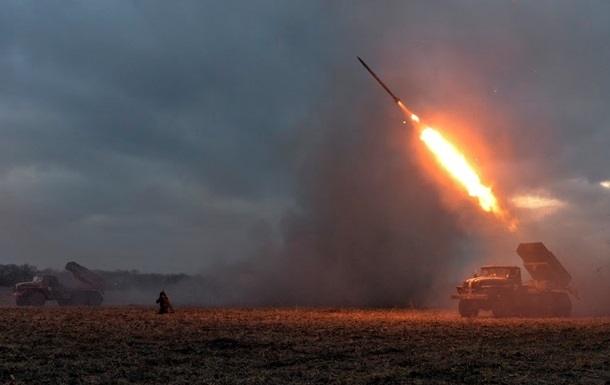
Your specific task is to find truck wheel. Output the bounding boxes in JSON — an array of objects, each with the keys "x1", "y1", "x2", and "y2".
[
  {"x1": 492, "y1": 297, "x2": 515, "y2": 318},
  {"x1": 27, "y1": 292, "x2": 46, "y2": 306},
  {"x1": 458, "y1": 300, "x2": 479, "y2": 317}
]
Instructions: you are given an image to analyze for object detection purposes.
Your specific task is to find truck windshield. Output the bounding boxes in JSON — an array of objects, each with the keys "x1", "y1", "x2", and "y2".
[
  {"x1": 32, "y1": 276, "x2": 43, "y2": 282},
  {"x1": 481, "y1": 268, "x2": 518, "y2": 278}
]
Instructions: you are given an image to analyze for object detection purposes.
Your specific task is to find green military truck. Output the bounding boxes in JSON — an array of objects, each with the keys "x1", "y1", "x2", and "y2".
[
  {"x1": 13, "y1": 262, "x2": 104, "y2": 306},
  {"x1": 451, "y1": 242, "x2": 575, "y2": 318}
]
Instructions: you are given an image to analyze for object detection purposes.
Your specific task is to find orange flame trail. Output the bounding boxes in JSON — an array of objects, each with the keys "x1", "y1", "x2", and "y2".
[
  {"x1": 406, "y1": 111, "x2": 514, "y2": 230},
  {"x1": 357, "y1": 58, "x2": 514, "y2": 229},
  {"x1": 419, "y1": 128, "x2": 499, "y2": 213}
]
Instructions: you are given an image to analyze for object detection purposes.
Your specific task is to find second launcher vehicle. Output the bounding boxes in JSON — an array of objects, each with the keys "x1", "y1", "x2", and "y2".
[{"x1": 13, "y1": 262, "x2": 104, "y2": 306}]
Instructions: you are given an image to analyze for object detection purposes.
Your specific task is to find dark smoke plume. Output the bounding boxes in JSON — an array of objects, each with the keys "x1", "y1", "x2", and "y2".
[{"x1": 167, "y1": 91, "x2": 468, "y2": 307}]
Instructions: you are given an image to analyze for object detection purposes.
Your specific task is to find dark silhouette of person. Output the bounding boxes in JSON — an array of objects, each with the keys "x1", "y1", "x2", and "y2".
[{"x1": 156, "y1": 291, "x2": 174, "y2": 314}]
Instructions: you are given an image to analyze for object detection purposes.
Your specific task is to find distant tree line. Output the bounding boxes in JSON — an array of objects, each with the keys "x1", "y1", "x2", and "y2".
[
  {"x1": 0, "y1": 264, "x2": 191, "y2": 290},
  {"x1": 0, "y1": 264, "x2": 37, "y2": 287}
]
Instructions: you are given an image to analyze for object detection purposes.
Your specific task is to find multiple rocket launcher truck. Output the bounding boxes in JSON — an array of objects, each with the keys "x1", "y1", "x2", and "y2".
[
  {"x1": 451, "y1": 242, "x2": 575, "y2": 318},
  {"x1": 13, "y1": 262, "x2": 104, "y2": 306}
]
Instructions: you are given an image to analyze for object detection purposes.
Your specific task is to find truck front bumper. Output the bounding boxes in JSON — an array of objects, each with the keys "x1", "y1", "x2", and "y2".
[{"x1": 451, "y1": 294, "x2": 490, "y2": 300}]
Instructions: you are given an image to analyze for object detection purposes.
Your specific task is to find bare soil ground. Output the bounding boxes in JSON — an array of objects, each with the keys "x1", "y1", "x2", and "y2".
[{"x1": 1, "y1": 307, "x2": 609, "y2": 384}]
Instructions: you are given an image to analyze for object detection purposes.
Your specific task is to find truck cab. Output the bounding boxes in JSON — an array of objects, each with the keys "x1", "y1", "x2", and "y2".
[
  {"x1": 15, "y1": 275, "x2": 62, "y2": 291},
  {"x1": 457, "y1": 265, "x2": 521, "y2": 295},
  {"x1": 32, "y1": 275, "x2": 61, "y2": 288},
  {"x1": 478, "y1": 265, "x2": 521, "y2": 283},
  {"x1": 13, "y1": 275, "x2": 64, "y2": 306}
]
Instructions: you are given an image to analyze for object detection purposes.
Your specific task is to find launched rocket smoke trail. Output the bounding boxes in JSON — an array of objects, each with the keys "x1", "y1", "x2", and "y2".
[{"x1": 357, "y1": 57, "x2": 514, "y2": 229}]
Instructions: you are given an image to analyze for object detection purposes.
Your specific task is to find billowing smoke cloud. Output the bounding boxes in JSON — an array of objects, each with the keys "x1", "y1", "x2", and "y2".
[
  {"x1": 260, "y1": 105, "x2": 465, "y2": 306},
  {"x1": 159, "y1": 91, "x2": 467, "y2": 307}
]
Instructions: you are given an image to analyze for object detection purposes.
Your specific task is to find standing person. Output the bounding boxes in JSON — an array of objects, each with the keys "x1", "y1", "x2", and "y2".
[{"x1": 156, "y1": 291, "x2": 174, "y2": 314}]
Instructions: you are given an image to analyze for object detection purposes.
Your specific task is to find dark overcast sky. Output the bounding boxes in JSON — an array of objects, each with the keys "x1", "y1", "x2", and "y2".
[{"x1": 1, "y1": 0, "x2": 610, "y2": 308}]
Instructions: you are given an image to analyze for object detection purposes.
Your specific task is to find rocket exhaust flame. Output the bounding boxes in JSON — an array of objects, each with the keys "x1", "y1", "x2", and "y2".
[
  {"x1": 419, "y1": 128, "x2": 498, "y2": 213},
  {"x1": 358, "y1": 57, "x2": 515, "y2": 230},
  {"x1": 418, "y1": 121, "x2": 516, "y2": 231}
]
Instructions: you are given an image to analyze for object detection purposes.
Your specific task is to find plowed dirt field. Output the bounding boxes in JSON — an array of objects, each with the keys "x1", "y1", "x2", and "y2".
[{"x1": 1, "y1": 307, "x2": 609, "y2": 384}]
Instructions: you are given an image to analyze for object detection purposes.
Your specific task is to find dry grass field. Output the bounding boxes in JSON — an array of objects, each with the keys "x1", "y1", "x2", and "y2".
[{"x1": 1, "y1": 306, "x2": 610, "y2": 384}]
